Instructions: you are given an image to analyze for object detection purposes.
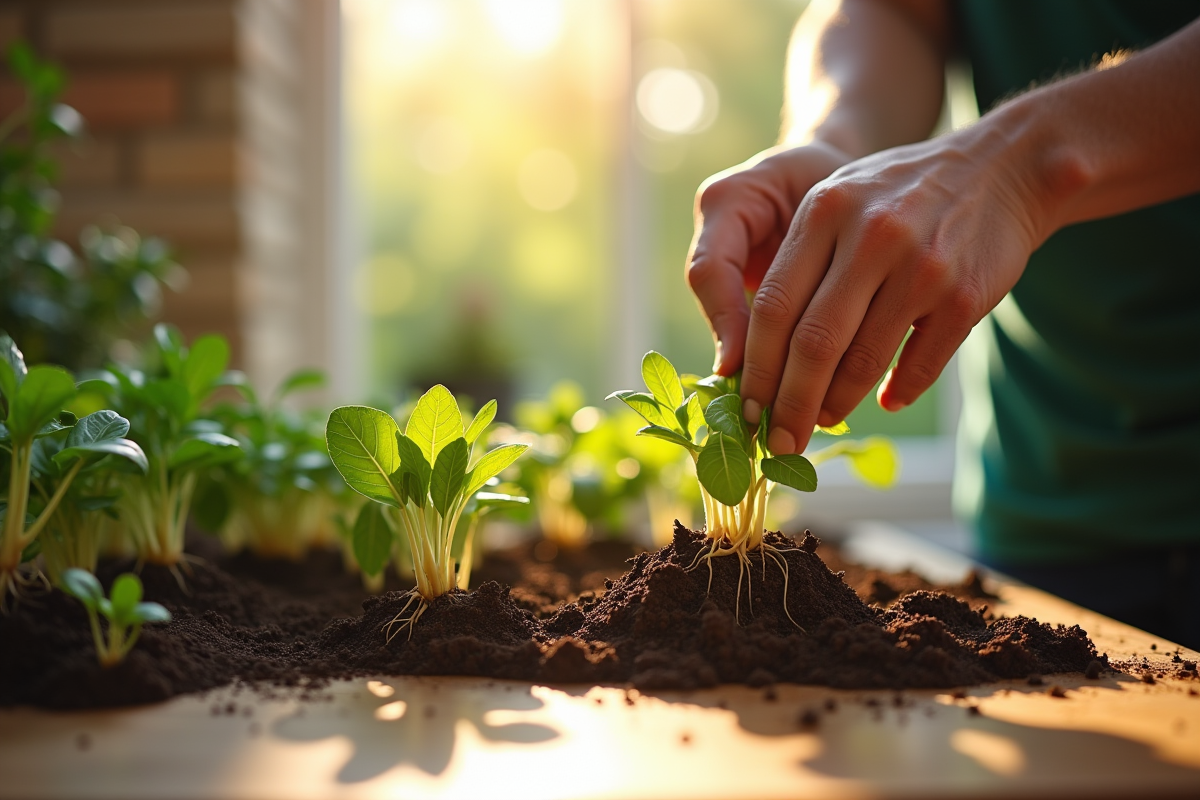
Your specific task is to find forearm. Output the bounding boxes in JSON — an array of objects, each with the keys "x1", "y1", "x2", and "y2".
[
  {"x1": 781, "y1": 0, "x2": 948, "y2": 157},
  {"x1": 996, "y1": 17, "x2": 1200, "y2": 239}
]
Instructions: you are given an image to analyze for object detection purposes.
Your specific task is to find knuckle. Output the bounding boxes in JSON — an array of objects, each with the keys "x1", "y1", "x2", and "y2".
[
  {"x1": 790, "y1": 317, "x2": 842, "y2": 365},
  {"x1": 860, "y1": 207, "x2": 914, "y2": 249},
  {"x1": 772, "y1": 389, "x2": 816, "y2": 425},
  {"x1": 839, "y1": 341, "x2": 892, "y2": 384},
  {"x1": 801, "y1": 181, "x2": 849, "y2": 224},
  {"x1": 943, "y1": 279, "x2": 984, "y2": 325},
  {"x1": 903, "y1": 360, "x2": 943, "y2": 390},
  {"x1": 740, "y1": 360, "x2": 778, "y2": 392},
  {"x1": 751, "y1": 282, "x2": 795, "y2": 327},
  {"x1": 685, "y1": 258, "x2": 713, "y2": 290},
  {"x1": 696, "y1": 174, "x2": 736, "y2": 210}
]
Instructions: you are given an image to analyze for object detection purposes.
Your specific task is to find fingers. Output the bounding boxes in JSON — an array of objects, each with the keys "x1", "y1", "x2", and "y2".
[
  {"x1": 877, "y1": 302, "x2": 975, "y2": 411},
  {"x1": 687, "y1": 181, "x2": 788, "y2": 375},
  {"x1": 815, "y1": 279, "x2": 915, "y2": 427},
  {"x1": 761, "y1": 243, "x2": 882, "y2": 455}
]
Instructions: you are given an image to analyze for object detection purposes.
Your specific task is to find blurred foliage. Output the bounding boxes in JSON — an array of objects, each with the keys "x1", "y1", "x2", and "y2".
[
  {"x1": 346, "y1": 0, "x2": 943, "y2": 437},
  {"x1": 0, "y1": 44, "x2": 184, "y2": 371}
]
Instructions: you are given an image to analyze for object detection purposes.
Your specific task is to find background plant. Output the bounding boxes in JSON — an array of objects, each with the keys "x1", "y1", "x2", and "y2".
[
  {"x1": 0, "y1": 332, "x2": 146, "y2": 604},
  {"x1": 326, "y1": 386, "x2": 528, "y2": 638},
  {"x1": 195, "y1": 368, "x2": 343, "y2": 560},
  {"x1": 86, "y1": 325, "x2": 241, "y2": 571},
  {"x1": 0, "y1": 44, "x2": 184, "y2": 371}
]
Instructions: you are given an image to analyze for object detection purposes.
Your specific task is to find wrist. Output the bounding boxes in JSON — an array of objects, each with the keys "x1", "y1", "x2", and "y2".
[{"x1": 966, "y1": 93, "x2": 1093, "y2": 248}]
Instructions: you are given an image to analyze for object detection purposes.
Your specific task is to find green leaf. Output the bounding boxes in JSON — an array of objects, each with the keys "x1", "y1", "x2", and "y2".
[
  {"x1": 696, "y1": 432, "x2": 753, "y2": 506},
  {"x1": 430, "y1": 437, "x2": 469, "y2": 517},
  {"x1": 845, "y1": 437, "x2": 899, "y2": 488},
  {"x1": 154, "y1": 324, "x2": 186, "y2": 376},
  {"x1": 352, "y1": 503, "x2": 394, "y2": 578},
  {"x1": 65, "y1": 408, "x2": 128, "y2": 442},
  {"x1": 684, "y1": 393, "x2": 705, "y2": 442},
  {"x1": 109, "y1": 574, "x2": 143, "y2": 626},
  {"x1": 703, "y1": 394, "x2": 750, "y2": 452},
  {"x1": 816, "y1": 420, "x2": 850, "y2": 436},
  {"x1": 400, "y1": 472, "x2": 425, "y2": 508},
  {"x1": 133, "y1": 602, "x2": 171, "y2": 625},
  {"x1": 607, "y1": 391, "x2": 678, "y2": 430},
  {"x1": 395, "y1": 432, "x2": 432, "y2": 500},
  {"x1": 274, "y1": 368, "x2": 326, "y2": 402},
  {"x1": 142, "y1": 379, "x2": 190, "y2": 423},
  {"x1": 60, "y1": 568, "x2": 103, "y2": 608},
  {"x1": 182, "y1": 335, "x2": 230, "y2": 401},
  {"x1": 464, "y1": 399, "x2": 497, "y2": 445},
  {"x1": 636, "y1": 425, "x2": 699, "y2": 452},
  {"x1": 689, "y1": 373, "x2": 739, "y2": 407},
  {"x1": 168, "y1": 432, "x2": 240, "y2": 470},
  {"x1": 325, "y1": 406, "x2": 403, "y2": 507},
  {"x1": 761, "y1": 454, "x2": 818, "y2": 492},
  {"x1": 641, "y1": 351, "x2": 684, "y2": 410},
  {"x1": 8, "y1": 366, "x2": 75, "y2": 441},
  {"x1": 405, "y1": 384, "x2": 463, "y2": 464},
  {"x1": 0, "y1": 332, "x2": 26, "y2": 406},
  {"x1": 55, "y1": 410, "x2": 146, "y2": 471},
  {"x1": 757, "y1": 406, "x2": 773, "y2": 459},
  {"x1": 463, "y1": 444, "x2": 528, "y2": 498},
  {"x1": 471, "y1": 492, "x2": 530, "y2": 513}
]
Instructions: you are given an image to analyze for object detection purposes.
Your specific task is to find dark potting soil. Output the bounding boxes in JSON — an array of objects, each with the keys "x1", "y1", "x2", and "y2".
[{"x1": 0, "y1": 525, "x2": 1100, "y2": 709}]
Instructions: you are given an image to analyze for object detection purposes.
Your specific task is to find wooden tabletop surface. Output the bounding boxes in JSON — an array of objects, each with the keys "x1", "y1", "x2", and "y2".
[{"x1": 2, "y1": 524, "x2": 1198, "y2": 800}]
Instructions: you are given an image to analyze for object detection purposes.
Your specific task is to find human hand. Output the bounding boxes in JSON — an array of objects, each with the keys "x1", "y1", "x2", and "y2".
[
  {"x1": 736, "y1": 127, "x2": 1051, "y2": 455},
  {"x1": 685, "y1": 141, "x2": 854, "y2": 376}
]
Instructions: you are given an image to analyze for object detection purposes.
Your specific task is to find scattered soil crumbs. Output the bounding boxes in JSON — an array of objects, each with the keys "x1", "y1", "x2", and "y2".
[{"x1": 2, "y1": 524, "x2": 1099, "y2": 709}]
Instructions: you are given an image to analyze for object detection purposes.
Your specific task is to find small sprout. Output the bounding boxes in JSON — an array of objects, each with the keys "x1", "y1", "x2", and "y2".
[{"x1": 59, "y1": 568, "x2": 171, "y2": 667}]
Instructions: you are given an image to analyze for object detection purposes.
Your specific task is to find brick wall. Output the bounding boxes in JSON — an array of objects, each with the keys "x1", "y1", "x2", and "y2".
[{"x1": 0, "y1": 0, "x2": 344, "y2": 394}]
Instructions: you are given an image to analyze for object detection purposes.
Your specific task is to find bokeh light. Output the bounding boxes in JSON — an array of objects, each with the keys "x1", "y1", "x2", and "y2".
[
  {"x1": 636, "y1": 68, "x2": 719, "y2": 135},
  {"x1": 517, "y1": 149, "x2": 578, "y2": 211}
]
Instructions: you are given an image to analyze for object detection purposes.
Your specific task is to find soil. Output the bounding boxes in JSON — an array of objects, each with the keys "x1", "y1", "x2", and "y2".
[{"x1": 1, "y1": 524, "x2": 1104, "y2": 709}]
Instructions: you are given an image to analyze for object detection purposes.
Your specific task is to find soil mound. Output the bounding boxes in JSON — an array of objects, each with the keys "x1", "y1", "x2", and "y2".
[{"x1": 0, "y1": 525, "x2": 1101, "y2": 709}]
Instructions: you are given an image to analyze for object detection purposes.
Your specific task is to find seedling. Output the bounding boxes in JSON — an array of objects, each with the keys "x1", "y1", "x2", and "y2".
[
  {"x1": 609, "y1": 351, "x2": 897, "y2": 623},
  {"x1": 59, "y1": 568, "x2": 170, "y2": 667},
  {"x1": 89, "y1": 325, "x2": 241, "y2": 573},
  {"x1": 196, "y1": 368, "x2": 342, "y2": 559},
  {"x1": 0, "y1": 333, "x2": 147, "y2": 605},
  {"x1": 326, "y1": 386, "x2": 528, "y2": 640}
]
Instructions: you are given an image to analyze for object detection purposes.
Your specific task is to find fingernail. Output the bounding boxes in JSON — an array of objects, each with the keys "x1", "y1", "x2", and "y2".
[
  {"x1": 712, "y1": 342, "x2": 724, "y2": 374},
  {"x1": 877, "y1": 371, "x2": 908, "y2": 412},
  {"x1": 743, "y1": 398, "x2": 762, "y2": 424},
  {"x1": 768, "y1": 428, "x2": 795, "y2": 455}
]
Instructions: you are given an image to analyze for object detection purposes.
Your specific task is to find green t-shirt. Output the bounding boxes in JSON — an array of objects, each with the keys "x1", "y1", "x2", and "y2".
[{"x1": 953, "y1": 0, "x2": 1200, "y2": 564}]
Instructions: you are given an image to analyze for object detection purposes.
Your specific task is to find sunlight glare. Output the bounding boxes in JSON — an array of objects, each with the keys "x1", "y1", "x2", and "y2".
[
  {"x1": 416, "y1": 118, "x2": 473, "y2": 174},
  {"x1": 485, "y1": 0, "x2": 564, "y2": 56},
  {"x1": 389, "y1": 0, "x2": 449, "y2": 47},
  {"x1": 517, "y1": 149, "x2": 578, "y2": 211},
  {"x1": 637, "y1": 68, "x2": 719, "y2": 135}
]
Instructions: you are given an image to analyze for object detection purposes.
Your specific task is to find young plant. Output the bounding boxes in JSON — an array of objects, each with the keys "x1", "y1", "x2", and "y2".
[
  {"x1": 36, "y1": 409, "x2": 151, "y2": 587},
  {"x1": 326, "y1": 385, "x2": 528, "y2": 639},
  {"x1": 609, "y1": 351, "x2": 898, "y2": 622},
  {"x1": 0, "y1": 333, "x2": 146, "y2": 605},
  {"x1": 59, "y1": 568, "x2": 170, "y2": 667},
  {"x1": 92, "y1": 325, "x2": 241, "y2": 572},
  {"x1": 196, "y1": 368, "x2": 341, "y2": 560}
]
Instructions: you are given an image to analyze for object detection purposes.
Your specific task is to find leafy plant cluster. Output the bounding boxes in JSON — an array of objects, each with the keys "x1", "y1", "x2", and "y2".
[
  {"x1": 0, "y1": 44, "x2": 184, "y2": 371},
  {"x1": 325, "y1": 387, "x2": 529, "y2": 638}
]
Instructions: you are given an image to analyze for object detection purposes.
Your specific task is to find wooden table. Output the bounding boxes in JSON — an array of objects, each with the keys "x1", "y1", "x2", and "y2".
[{"x1": 2, "y1": 524, "x2": 1198, "y2": 800}]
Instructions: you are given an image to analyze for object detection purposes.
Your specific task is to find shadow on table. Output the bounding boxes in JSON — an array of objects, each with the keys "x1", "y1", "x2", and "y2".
[
  {"x1": 658, "y1": 679, "x2": 1200, "y2": 790},
  {"x1": 272, "y1": 678, "x2": 558, "y2": 782}
]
